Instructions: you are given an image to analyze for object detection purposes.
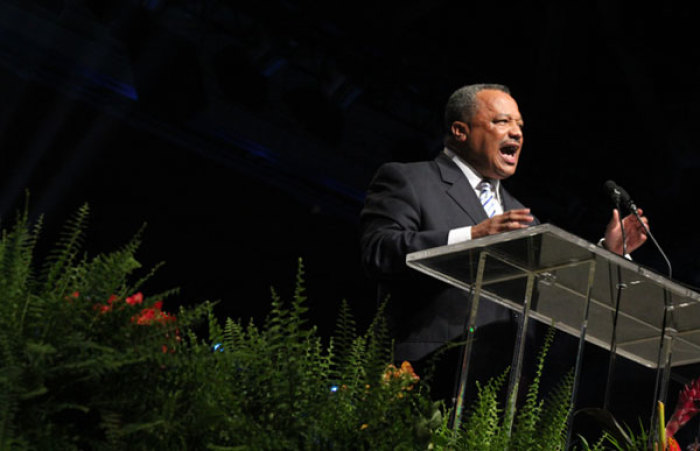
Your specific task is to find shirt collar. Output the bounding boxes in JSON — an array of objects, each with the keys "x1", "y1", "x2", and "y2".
[{"x1": 443, "y1": 147, "x2": 501, "y2": 195}]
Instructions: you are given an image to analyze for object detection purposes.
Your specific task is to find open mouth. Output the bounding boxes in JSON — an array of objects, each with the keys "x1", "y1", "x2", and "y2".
[{"x1": 499, "y1": 143, "x2": 520, "y2": 164}]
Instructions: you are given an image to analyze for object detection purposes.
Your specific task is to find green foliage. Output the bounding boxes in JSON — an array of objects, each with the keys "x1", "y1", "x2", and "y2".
[
  {"x1": 463, "y1": 368, "x2": 510, "y2": 449},
  {"x1": 432, "y1": 325, "x2": 574, "y2": 450},
  {"x1": 0, "y1": 204, "x2": 436, "y2": 449},
  {"x1": 0, "y1": 202, "x2": 581, "y2": 449},
  {"x1": 0, "y1": 202, "x2": 200, "y2": 449},
  {"x1": 574, "y1": 413, "x2": 652, "y2": 451},
  {"x1": 184, "y1": 261, "x2": 436, "y2": 450}
]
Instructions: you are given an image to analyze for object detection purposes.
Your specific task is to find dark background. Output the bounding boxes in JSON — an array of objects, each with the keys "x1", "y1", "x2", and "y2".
[{"x1": 1, "y1": 0, "x2": 699, "y2": 434}]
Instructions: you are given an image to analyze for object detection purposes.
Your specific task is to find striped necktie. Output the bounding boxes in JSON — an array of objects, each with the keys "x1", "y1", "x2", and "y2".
[{"x1": 478, "y1": 179, "x2": 497, "y2": 218}]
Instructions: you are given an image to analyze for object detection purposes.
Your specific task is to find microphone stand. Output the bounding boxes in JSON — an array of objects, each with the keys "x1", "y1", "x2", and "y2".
[
  {"x1": 625, "y1": 200, "x2": 677, "y2": 445},
  {"x1": 603, "y1": 197, "x2": 626, "y2": 411},
  {"x1": 629, "y1": 205, "x2": 672, "y2": 280},
  {"x1": 605, "y1": 181, "x2": 676, "y2": 441},
  {"x1": 619, "y1": 191, "x2": 676, "y2": 445}
]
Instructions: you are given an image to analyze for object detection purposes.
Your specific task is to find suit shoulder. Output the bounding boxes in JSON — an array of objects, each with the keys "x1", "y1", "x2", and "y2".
[{"x1": 374, "y1": 159, "x2": 439, "y2": 178}]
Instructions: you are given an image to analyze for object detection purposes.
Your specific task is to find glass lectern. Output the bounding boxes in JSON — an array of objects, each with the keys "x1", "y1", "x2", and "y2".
[{"x1": 406, "y1": 224, "x2": 700, "y2": 439}]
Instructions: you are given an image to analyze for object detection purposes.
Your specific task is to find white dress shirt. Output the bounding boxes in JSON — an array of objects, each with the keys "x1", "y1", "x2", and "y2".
[{"x1": 443, "y1": 148, "x2": 503, "y2": 245}]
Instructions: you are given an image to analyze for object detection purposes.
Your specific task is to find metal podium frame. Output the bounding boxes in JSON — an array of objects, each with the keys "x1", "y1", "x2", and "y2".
[{"x1": 406, "y1": 224, "x2": 700, "y2": 442}]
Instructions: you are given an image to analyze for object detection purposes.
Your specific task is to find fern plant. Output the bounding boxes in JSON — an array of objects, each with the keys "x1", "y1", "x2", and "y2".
[
  {"x1": 431, "y1": 325, "x2": 575, "y2": 450},
  {"x1": 179, "y1": 260, "x2": 436, "y2": 450},
  {"x1": 0, "y1": 203, "x2": 201, "y2": 449},
  {"x1": 575, "y1": 418, "x2": 652, "y2": 451},
  {"x1": 1, "y1": 201, "x2": 584, "y2": 450}
]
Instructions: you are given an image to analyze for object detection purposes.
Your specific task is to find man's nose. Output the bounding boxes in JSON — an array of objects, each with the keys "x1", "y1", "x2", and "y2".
[{"x1": 509, "y1": 124, "x2": 522, "y2": 140}]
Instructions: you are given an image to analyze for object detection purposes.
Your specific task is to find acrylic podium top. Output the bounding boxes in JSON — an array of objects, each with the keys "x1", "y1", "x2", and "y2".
[{"x1": 406, "y1": 223, "x2": 700, "y2": 368}]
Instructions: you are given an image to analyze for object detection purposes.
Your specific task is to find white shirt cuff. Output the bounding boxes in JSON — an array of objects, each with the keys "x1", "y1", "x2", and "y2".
[
  {"x1": 598, "y1": 238, "x2": 632, "y2": 260},
  {"x1": 448, "y1": 226, "x2": 472, "y2": 245}
]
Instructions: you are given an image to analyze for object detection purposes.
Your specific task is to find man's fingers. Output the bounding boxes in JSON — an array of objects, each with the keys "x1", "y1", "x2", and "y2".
[
  {"x1": 502, "y1": 210, "x2": 534, "y2": 223},
  {"x1": 496, "y1": 218, "x2": 530, "y2": 231},
  {"x1": 478, "y1": 210, "x2": 535, "y2": 237}
]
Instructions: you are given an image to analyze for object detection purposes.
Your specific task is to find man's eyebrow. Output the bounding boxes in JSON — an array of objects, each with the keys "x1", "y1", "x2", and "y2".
[{"x1": 494, "y1": 113, "x2": 524, "y2": 121}]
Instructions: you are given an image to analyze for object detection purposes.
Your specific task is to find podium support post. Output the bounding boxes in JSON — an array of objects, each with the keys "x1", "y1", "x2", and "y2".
[{"x1": 450, "y1": 251, "x2": 488, "y2": 430}]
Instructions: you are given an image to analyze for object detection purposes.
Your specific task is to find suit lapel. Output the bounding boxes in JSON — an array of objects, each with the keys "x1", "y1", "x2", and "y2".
[
  {"x1": 499, "y1": 185, "x2": 519, "y2": 211},
  {"x1": 500, "y1": 186, "x2": 513, "y2": 211},
  {"x1": 436, "y1": 153, "x2": 488, "y2": 224}
]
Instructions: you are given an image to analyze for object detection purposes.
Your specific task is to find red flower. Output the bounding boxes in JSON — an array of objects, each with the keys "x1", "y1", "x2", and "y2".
[
  {"x1": 667, "y1": 376, "x2": 700, "y2": 437},
  {"x1": 92, "y1": 294, "x2": 121, "y2": 314},
  {"x1": 133, "y1": 308, "x2": 155, "y2": 325},
  {"x1": 125, "y1": 292, "x2": 143, "y2": 306},
  {"x1": 130, "y1": 299, "x2": 176, "y2": 325}
]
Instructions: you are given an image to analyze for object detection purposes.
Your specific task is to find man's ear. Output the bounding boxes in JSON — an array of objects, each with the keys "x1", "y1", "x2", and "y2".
[{"x1": 450, "y1": 121, "x2": 470, "y2": 142}]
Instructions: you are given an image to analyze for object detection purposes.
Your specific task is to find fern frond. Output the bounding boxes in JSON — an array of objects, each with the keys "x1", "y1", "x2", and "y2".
[
  {"x1": 331, "y1": 299, "x2": 357, "y2": 380},
  {"x1": 0, "y1": 206, "x2": 40, "y2": 332},
  {"x1": 290, "y1": 257, "x2": 309, "y2": 332},
  {"x1": 100, "y1": 410, "x2": 124, "y2": 448},
  {"x1": 40, "y1": 203, "x2": 90, "y2": 297},
  {"x1": 0, "y1": 331, "x2": 23, "y2": 447},
  {"x1": 538, "y1": 369, "x2": 574, "y2": 450},
  {"x1": 511, "y1": 325, "x2": 556, "y2": 449},
  {"x1": 461, "y1": 367, "x2": 509, "y2": 449},
  {"x1": 363, "y1": 299, "x2": 392, "y2": 380}
]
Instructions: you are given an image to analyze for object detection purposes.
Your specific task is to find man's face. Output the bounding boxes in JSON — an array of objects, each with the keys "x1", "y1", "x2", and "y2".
[{"x1": 456, "y1": 89, "x2": 524, "y2": 180}]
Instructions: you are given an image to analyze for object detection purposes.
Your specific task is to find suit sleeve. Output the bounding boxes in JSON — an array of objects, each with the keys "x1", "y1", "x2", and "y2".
[{"x1": 360, "y1": 163, "x2": 448, "y2": 280}]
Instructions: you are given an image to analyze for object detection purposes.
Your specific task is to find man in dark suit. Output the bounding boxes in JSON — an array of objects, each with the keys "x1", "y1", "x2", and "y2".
[{"x1": 359, "y1": 83, "x2": 649, "y2": 402}]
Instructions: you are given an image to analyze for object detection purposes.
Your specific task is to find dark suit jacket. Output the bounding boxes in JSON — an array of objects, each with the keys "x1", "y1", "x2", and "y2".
[{"x1": 360, "y1": 152, "x2": 539, "y2": 361}]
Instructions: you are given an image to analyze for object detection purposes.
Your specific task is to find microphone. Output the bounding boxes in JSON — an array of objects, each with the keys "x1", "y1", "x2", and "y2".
[
  {"x1": 604, "y1": 180, "x2": 637, "y2": 214},
  {"x1": 604, "y1": 180, "x2": 629, "y2": 256},
  {"x1": 603, "y1": 180, "x2": 672, "y2": 279}
]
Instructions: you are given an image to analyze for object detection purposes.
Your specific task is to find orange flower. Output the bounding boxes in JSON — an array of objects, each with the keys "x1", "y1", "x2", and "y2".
[
  {"x1": 400, "y1": 361, "x2": 419, "y2": 381},
  {"x1": 668, "y1": 436, "x2": 681, "y2": 451},
  {"x1": 382, "y1": 361, "x2": 420, "y2": 391},
  {"x1": 383, "y1": 364, "x2": 398, "y2": 383}
]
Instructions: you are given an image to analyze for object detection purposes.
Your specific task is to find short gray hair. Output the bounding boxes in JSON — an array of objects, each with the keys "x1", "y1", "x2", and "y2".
[{"x1": 443, "y1": 83, "x2": 511, "y2": 130}]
